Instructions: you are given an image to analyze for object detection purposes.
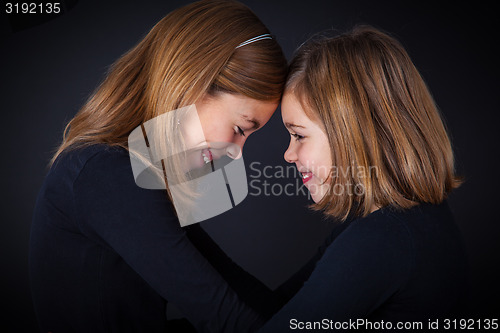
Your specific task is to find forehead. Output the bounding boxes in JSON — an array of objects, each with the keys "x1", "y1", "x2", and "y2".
[
  {"x1": 281, "y1": 93, "x2": 310, "y2": 122},
  {"x1": 282, "y1": 93, "x2": 327, "y2": 135},
  {"x1": 221, "y1": 93, "x2": 277, "y2": 114},
  {"x1": 201, "y1": 93, "x2": 277, "y2": 126}
]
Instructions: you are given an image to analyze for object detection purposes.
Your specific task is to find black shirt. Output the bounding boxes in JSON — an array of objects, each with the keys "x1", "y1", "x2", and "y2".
[
  {"x1": 30, "y1": 144, "x2": 268, "y2": 333},
  {"x1": 260, "y1": 201, "x2": 469, "y2": 332}
]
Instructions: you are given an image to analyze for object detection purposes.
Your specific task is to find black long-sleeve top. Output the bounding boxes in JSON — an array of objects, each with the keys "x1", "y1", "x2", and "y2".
[
  {"x1": 260, "y1": 200, "x2": 469, "y2": 332},
  {"x1": 30, "y1": 144, "x2": 278, "y2": 333}
]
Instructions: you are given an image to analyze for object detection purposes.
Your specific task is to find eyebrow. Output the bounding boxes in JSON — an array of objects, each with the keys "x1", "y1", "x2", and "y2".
[
  {"x1": 284, "y1": 122, "x2": 305, "y2": 129},
  {"x1": 242, "y1": 115, "x2": 260, "y2": 130}
]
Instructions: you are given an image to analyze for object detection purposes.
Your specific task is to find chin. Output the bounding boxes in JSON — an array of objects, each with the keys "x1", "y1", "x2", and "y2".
[
  {"x1": 310, "y1": 193, "x2": 324, "y2": 203},
  {"x1": 307, "y1": 185, "x2": 326, "y2": 203}
]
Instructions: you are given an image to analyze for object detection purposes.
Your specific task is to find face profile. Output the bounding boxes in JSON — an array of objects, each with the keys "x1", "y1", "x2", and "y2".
[
  {"x1": 127, "y1": 92, "x2": 279, "y2": 226},
  {"x1": 282, "y1": 93, "x2": 332, "y2": 203},
  {"x1": 190, "y1": 92, "x2": 278, "y2": 170},
  {"x1": 128, "y1": 91, "x2": 278, "y2": 188}
]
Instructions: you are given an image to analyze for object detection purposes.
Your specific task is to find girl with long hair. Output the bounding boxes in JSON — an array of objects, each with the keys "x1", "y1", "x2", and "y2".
[{"x1": 30, "y1": 1, "x2": 287, "y2": 332}]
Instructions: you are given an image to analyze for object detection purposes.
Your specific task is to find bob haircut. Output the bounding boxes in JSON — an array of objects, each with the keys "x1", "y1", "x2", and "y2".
[{"x1": 286, "y1": 25, "x2": 461, "y2": 221}]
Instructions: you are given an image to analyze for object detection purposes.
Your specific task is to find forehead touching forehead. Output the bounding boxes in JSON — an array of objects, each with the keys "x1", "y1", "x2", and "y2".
[
  {"x1": 215, "y1": 92, "x2": 278, "y2": 127},
  {"x1": 283, "y1": 89, "x2": 322, "y2": 126}
]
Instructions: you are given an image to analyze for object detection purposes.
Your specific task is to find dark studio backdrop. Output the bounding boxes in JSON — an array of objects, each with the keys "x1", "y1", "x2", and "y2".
[{"x1": 1, "y1": 0, "x2": 498, "y2": 331}]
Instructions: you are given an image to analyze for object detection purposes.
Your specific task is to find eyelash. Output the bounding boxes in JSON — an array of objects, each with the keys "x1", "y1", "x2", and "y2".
[
  {"x1": 291, "y1": 133, "x2": 304, "y2": 141},
  {"x1": 235, "y1": 126, "x2": 246, "y2": 137}
]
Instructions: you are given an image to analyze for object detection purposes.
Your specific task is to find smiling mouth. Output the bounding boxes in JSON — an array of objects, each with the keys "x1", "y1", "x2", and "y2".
[
  {"x1": 201, "y1": 148, "x2": 213, "y2": 164},
  {"x1": 301, "y1": 171, "x2": 312, "y2": 184}
]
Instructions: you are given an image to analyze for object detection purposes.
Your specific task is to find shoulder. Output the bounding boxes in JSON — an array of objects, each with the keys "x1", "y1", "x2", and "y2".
[
  {"x1": 53, "y1": 144, "x2": 128, "y2": 176},
  {"x1": 322, "y1": 201, "x2": 459, "y2": 273},
  {"x1": 50, "y1": 144, "x2": 136, "y2": 189},
  {"x1": 316, "y1": 206, "x2": 418, "y2": 280},
  {"x1": 336, "y1": 206, "x2": 415, "y2": 249},
  {"x1": 301, "y1": 206, "x2": 419, "y2": 304},
  {"x1": 60, "y1": 144, "x2": 164, "y2": 198},
  {"x1": 42, "y1": 144, "x2": 130, "y2": 198},
  {"x1": 50, "y1": 144, "x2": 168, "y2": 209},
  {"x1": 63, "y1": 145, "x2": 177, "y2": 230},
  {"x1": 340, "y1": 202, "x2": 454, "y2": 245}
]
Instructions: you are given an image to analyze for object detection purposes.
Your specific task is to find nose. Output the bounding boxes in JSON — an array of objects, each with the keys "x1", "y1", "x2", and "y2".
[
  {"x1": 235, "y1": 135, "x2": 247, "y2": 151},
  {"x1": 284, "y1": 140, "x2": 297, "y2": 163},
  {"x1": 226, "y1": 136, "x2": 247, "y2": 159}
]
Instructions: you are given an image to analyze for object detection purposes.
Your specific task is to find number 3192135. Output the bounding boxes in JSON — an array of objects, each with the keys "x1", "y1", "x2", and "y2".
[{"x1": 5, "y1": 3, "x2": 61, "y2": 14}]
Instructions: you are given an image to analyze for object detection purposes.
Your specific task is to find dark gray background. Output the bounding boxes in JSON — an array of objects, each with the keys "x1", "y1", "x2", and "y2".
[{"x1": 1, "y1": 0, "x2": 498, "y2": 331}]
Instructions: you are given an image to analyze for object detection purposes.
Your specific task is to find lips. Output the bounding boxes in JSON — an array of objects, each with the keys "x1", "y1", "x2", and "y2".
[
  {"x1": 201, "y1": 148, "x2": 213, "y2": 164},
  {"x1": 301, "y1": 171, "x2": 312, "y2": 184}
]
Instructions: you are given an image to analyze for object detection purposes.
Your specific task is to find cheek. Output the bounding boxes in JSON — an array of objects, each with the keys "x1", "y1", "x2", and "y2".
[
  {"x1": 311, "y1": 145, "x2": 332, "y2": 180},
  {"x1": 295, "y1": 145, "x2": 316, "y2": 169},
  {"x1": 202, "y1": 123, "x2": 234, "y2": 143}
]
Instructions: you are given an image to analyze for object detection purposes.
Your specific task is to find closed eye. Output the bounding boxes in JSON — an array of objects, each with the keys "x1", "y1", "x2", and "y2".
[
  {"x1": 236, "y1": 126, "x2": 246, "y2": 137},
  {"x1": 291, "y1": 133, "x2": 304, "y2": 141}
]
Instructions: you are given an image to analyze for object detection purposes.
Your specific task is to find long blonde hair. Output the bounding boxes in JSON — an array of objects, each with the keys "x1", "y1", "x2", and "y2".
[
  {"x1": 52, "y1": 0, "x2": 287, "y2": 165},
  {"x1": 287, "y1": 26, "x2": 461, "y2": 220}
]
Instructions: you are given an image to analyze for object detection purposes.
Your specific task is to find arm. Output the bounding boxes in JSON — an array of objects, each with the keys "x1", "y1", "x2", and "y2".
[
  {"x1": 258, "y1": 216, "x2": 413, "y2": 332},
  {"x1": 186, "y1": 224, "x2": 286, "y2": 319},
  {"x1": 274, "y1": 219, "x2": 353, "y2": 302},
  {"x1": 73, "y1": 148, "x2": 265, "y2": 333}
]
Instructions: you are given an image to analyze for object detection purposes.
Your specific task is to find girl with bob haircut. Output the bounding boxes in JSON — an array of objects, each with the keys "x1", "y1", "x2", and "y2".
[
  {"x1": 30, "y1": 0, "x2": 287, "y2": 332},
  {"x1": 259, "y1": 26, "x2": 468, "y2": 331}
]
